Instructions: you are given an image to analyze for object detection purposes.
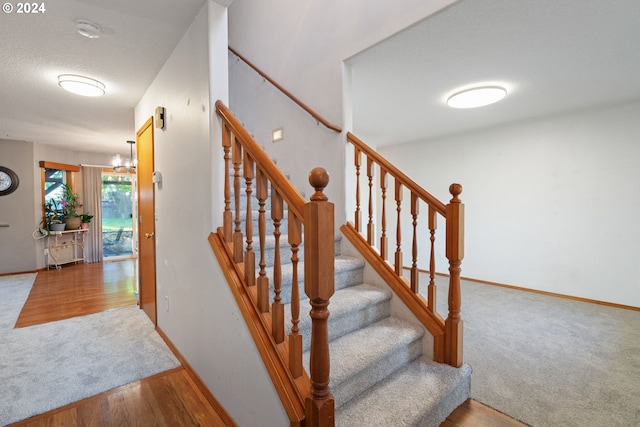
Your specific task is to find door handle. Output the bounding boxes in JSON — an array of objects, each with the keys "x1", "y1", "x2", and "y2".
[{"x1": 144, "y1": 232, "x2": 155, "y2": 239}]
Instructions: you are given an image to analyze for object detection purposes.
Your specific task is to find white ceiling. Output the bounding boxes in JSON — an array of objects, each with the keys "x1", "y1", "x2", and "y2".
[
  {"x1": 2, "y1": 0, "x2": 639, "y2": 156},
  {"x1": 0, "y1": 0, "x2": 206, "y2": 155},
  {"x1": 349, "y1": 0, "x2": 640, "y2": 146}
]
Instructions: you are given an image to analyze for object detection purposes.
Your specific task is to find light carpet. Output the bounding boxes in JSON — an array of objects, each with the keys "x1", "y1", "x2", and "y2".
[
  {"x1": 431, "y1": 274, "x2": 640, "y2": 427},
  {"x1": 0, "y1": 273, "x2": 180, "y2": 426}
]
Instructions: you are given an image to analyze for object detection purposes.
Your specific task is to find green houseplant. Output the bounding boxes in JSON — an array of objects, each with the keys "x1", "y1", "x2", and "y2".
[
  {"x1": 60, "y1": 184, "x2": 84, "y2": 230},
  {"x1": 80, "y1": 213, "x2": 94, "y2": 229},
  {"x1": 43, "y1": 198, "x2": 65, "y2": 232}
]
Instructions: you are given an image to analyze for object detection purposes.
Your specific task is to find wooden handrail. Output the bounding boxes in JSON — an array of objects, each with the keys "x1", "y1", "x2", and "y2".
[
  {"x1": 346, "y1": 131, "x2": 464, "y2": 368},
  {"x1": 229, "y1": 46, "x2": 343, "y2": 134},
  {"x1": 347, "y1": 132, "x2": 446, "y2": 215},
  {"x1": 216, "y1": 100, "x2": 306, "y2": 220},
  {"x1": 215, "y1": 100, "x2": 336, "y2": 426}
]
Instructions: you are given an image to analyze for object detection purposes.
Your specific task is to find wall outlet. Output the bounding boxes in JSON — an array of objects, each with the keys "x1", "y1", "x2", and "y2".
[{"x1": 164, "y1": 295, "x2": 169, "y2": 312}]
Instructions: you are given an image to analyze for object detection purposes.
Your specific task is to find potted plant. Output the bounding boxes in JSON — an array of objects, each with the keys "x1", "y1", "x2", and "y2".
[
  {"x1": 60, "y1": 184, "x2": 83, "y2": 230},
  {"x1": 43, "y1": 198, "x2": 65, "y2": 232},
  {"x1": 80, "y1": 213, "x2": 94, "y2": 230}
]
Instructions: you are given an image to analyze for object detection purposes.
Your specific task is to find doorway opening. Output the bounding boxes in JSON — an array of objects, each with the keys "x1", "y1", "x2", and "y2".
[{"x1": 102, "y1": 172, "x2": 137, "y2": 259}]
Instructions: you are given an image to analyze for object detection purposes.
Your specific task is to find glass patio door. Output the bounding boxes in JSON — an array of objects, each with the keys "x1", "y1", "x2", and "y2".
[{"x1": 102, "y1": 172, "x2": 137, "y2": 259}]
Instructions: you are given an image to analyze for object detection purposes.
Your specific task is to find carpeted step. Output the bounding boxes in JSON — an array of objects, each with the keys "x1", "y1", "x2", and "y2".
[
  {"x1": 286, "y1": 283, "x2": 393, "y2": 352},
  {"x1": 254, "y1": 235, "x2": 342, "y2": 270},
  {"x1": 235, "y1": 208, "x2": 287, "y2": 235},
  {"x1": 335, "y1": 357, "x2": 472, "y2": 427},
  {"x1": 304, "y1": 316, "x2": 425, "y2": 409},
  {"x1": 267, "y1": 256, "x2": 364, "y2": 305}
]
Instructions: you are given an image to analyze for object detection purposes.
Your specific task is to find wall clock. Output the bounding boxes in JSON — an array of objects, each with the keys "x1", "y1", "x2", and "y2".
[{"x1": 0, "y1": 166, "x2": 19, "y2": 196}]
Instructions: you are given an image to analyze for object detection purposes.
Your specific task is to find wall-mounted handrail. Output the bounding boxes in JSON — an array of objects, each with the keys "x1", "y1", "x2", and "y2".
[{"x1": 229, "y1": 46, "x2": 343, "y2": 134}]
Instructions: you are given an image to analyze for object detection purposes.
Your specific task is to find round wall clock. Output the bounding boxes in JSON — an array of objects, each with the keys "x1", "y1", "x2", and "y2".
[{"x1": 0, "y1": 166, "x2": 19, "y2": 196}]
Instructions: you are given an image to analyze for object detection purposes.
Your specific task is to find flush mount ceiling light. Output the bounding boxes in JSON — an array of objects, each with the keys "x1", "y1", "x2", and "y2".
[
  {"x1": 76, "y1": 19, "x2": 101, "y2": 38},
  {"x1": 58, "y1": 74, "x2": 105, "y2": 97},
  {"x1": 447, "y1": 86, "x2": 507, "y2": 109}
]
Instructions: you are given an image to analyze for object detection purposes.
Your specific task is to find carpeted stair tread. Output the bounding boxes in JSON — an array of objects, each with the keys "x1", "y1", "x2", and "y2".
[
  {"x1": 335, "y1": 357, "x2": 472, "y2": 427},
  {"x1": 304, "y1": 316, "x2": 425, "y2": 408},
  {"x1": 268, "y1": 256, "x2": 364, "y2": 305},
  {"x1": 286, "y1": 283, "x2": 392, "y2": 352}
]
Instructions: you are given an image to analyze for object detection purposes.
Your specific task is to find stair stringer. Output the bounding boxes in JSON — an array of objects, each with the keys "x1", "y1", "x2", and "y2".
[{"x1": 339, "y1": 224, "x2": 445, "y2": 362}]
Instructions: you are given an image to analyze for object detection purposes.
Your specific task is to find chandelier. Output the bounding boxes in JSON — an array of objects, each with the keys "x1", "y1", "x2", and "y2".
[{"x1": 112, "y1": 140, "x2": 136, "y2": 172}]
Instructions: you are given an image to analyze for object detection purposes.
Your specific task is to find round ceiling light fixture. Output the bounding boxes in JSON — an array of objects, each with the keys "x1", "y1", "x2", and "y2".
[
  {"x1": 58, "y1": 74, "x2": 106, "y2": 97},
  {"x1": 76, "y1": 19, "x2": 101, "y2": 38},
  {"x1": 447, "y1": 86, "x2": 507, "y2": 109}
]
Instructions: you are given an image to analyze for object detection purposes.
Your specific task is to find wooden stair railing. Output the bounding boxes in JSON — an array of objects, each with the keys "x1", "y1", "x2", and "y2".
[
  {"x1": 229, "y1": 46, "x2": 342, "y2": 133},
  {"x1": 346, "y1": 131, "x2": 465, "y2": 368},
  {"x1": 211, "y1": 100, "x2": 335, "y2": 427}
]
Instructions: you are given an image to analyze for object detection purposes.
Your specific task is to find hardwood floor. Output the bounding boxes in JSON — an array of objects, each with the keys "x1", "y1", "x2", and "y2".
[
  {"x1": 442, "y1": 399, "x2": 530, "y2": 427},
  {"x1": 8, "y1": 261, "x2": 525, "y2": 427},
  {"x1": 7, "y1": 368, "x2": 229, "y2": 427},
  {"x1": 15, "y1": 261, "x2": 137, "y2": 327}
]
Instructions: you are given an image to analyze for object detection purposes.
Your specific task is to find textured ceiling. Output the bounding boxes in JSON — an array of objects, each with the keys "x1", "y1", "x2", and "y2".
[
  {"x1": 349, "y1": 0, "x2": 640, "y2": 146},
  {"x1": 0, "y1": 0, "x2": 206, "y2": 155}
]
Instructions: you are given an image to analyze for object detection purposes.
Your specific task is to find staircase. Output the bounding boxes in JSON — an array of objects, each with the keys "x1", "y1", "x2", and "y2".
[
  {"x1": 230, "y1": 163, "x2": 471, "y2": 427},
  {"x1": 212, "y1": 100, "x2": 470, "y2": 426}
]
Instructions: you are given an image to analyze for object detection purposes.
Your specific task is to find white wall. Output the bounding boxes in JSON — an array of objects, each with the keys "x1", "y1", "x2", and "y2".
[
  {"x1": 134, "y1": 3, "x2": 287, "y2": 425},
  {"x1": 379, "y1": 102, "x2": 640, "y2": 307},
  {"x1": 227, "y1": 0, "x2": 459, "y2": 224}
]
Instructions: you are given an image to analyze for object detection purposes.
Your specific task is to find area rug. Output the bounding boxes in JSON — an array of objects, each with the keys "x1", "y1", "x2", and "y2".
[{"x1": 0, "y1": 273, "x2": 180, "y2": 426}]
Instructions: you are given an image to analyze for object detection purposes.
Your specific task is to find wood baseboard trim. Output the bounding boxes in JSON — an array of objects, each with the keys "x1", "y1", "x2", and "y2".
[
  {"x1": 156, "y1": 326, "x2": 238, "y2": 427},
  {"x1": 406, "y1": 267, "x2": 640, "y2": 312}
]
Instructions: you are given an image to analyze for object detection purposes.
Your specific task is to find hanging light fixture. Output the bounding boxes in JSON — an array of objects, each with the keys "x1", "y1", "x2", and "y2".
[{"x1": 112, "y1": 140, "x2": 136, "y2": 172}]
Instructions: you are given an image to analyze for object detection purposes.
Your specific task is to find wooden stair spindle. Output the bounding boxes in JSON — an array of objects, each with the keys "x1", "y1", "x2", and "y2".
[
  {"x1": 288, "y1": 215, "x2": 303, "y2": 378},
  {"x1": 244, "y1": 153, "x2": 255, "y2": 287},
  {"x1": 271, "y1": 188, "x2": 285, "y2": 344},
  {"x1": 232, "y1": 136, "x2": 244, "y2": 263},
  {"x1": 256, "y1": 168, "x2": 269, "y2": 313},
  {"x1": 428, "y1": 205, "x2": 437, "y2": 312},
  {"x1": 222, "y1": 122, "x2": 232, "y2": 243},
  {"x1": 380, "y1": 169, "x2": 388, "y2": 260},
  {"x1": 367, "y1": 157, "x2": 375, "y2": 245},
  {"x1": 354, "y1": 146, "x2": 362, "y2": 232},
  {"x1": 394, "y1": 179, "x2": 403, "y2": 277},
  {"x1": 304, "y1": 167, "x2": 335, "y2": 427},
  {"x1": 445, "y1": 183, "x2": 464, "y2": 368},
  {"x1": 410, "y1": 192, "x2": 419, "y2": 294}
]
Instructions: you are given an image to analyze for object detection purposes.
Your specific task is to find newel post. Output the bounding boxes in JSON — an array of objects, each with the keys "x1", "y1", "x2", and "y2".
[
  {"x1": 445, "y1": 183, "x2": 464, "y2": 368},
  {"x1": 304, "y1": 167, "x2": 335, "y2": 427}
]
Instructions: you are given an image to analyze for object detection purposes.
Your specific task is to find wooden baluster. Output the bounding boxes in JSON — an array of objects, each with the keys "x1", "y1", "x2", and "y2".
[
  {"x1": 244, "y1": 153, "x2": 255, "y2": 287},
  {"x1": 222, "y1": 122, "x2": 232, "y2": 242},
  {"x1": 367, "y1": 157, "x2": 375, "y2": 246},
  {"x1": 304, "y1": 168, "x2": 335, "y2": 427},
  {"x1": 410, "y1": 193, "x2": 419, "y2": 294},
  {"x1": 445, "y1": 183, "x2": 464, "y2": 368},
  {"x1": 256, "y1": 169, "x2": 269, "y2": 313},
  {"x1": 394, "y1": 180, "x2": 403, "y2": 276},
  {"x1": 428, "y1": 205, "x2": 437, "y2": 312},
  {"x1": 288, "y1": 215, "x2": 303, "y2": 378},
  {"x1": 232, "y1": 136, "x2": 243, "y2": 263},
  {"x1": 379, "y1": 169, "x2": 388, "y2": 260},
  {"x1": 354, "y1": 146, "x2": 362, "y2": 232},
  {"x1": 271, "y1": 188, "x2": 285, "y2": 343}
]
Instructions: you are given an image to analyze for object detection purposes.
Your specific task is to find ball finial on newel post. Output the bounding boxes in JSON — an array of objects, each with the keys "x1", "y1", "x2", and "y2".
[
  {"x1": 309, "y1": 167, "x2": 330, "y2": 201},
  {"x1": 449, "y1": 183, "x2": 463, "y2": 203}
]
